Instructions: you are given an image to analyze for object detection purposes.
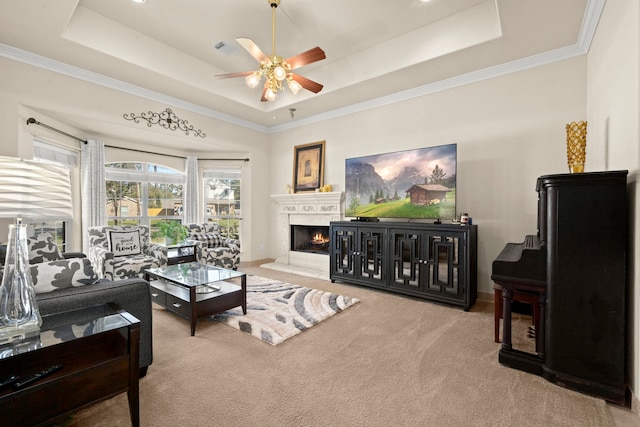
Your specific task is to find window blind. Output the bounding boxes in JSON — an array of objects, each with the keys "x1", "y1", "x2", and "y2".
[{"x1": 33, "y1": 140, "x2": 78, "y2": 167}]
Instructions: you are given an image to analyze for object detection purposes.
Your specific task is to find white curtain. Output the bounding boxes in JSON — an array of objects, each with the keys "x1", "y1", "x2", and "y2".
[
  {"x1": 184, "y1": 156, "x2": 199, "y2": 225},
  {"x1": 81, "y1": 139, "x2": 107, "y2": 253}
]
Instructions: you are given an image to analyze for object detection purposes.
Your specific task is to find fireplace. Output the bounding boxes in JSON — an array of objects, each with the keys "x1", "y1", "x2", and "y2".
[
  {"x1": 262, "y1": 192, "x2": 344, "y2": 279},
  {"x1": 291, "y1": 225, "x2": 330, "y2": 254}
]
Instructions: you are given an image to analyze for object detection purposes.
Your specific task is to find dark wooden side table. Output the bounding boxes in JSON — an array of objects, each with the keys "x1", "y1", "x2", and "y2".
[
  {"x1": 0, "y1": 303, "x2": 140, "y2": 427},
  {"x1": 167, "y1": 242, "x2": 197, "y2": 265}
]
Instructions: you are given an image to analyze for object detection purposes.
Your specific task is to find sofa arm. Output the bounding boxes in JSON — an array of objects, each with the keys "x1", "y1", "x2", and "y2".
[
  {"x1": 88, "y1": 246, "x2": 115, "y2": 281},
  {"x1": 36, "y1": 278, "x2": 153, "y2": 372},
  {"x1": 224, "y1": 237, "x2": 241, "y2": 253},
  {"x1": 147, "y1": 243, "x2": 168, "y2": 267},
  {"x1": 191, "y1": 240, "x2": 206, "y2": 261}
]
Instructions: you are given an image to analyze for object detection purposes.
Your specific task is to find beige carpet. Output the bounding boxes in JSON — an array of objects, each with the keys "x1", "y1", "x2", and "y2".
[{"x1": 67, "y1": 266, "x2": 614, "y2": 427}]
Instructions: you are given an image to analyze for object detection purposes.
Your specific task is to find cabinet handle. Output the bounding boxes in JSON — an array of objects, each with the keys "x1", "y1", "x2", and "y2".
[
  {"x1": 173, "y1": 303, "x2": 182, "y2": 308},
  {"x1": 151, "y1": 293, "x2": 159, "y2": 297}
]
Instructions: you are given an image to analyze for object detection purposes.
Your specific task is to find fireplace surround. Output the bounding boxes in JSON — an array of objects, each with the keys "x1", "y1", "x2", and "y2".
[{"x1": 261, "y1": 192, "x2": 344, "y2": 279}]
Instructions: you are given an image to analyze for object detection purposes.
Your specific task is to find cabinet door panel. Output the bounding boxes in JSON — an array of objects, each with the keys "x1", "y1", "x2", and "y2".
[
  {"x1": 389, "y1": 230, "x2": 423, "y2": 290},
  {"x1": 331, "y1": 227, "x2": 356, "y2": 277},
  {"x1": 357, "y1": 228, "x2": 385, "y2": 282},
  {"x1": 425, "y1": 235, "x2": 463, "y2": 299}
]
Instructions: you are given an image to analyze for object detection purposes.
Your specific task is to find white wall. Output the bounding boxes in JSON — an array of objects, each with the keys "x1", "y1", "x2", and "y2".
[
  {"x1": 268, "y1": 58, "x2": 587, "y2": 297},
  {"x1": 0, "y1": 56, "x2": 272, "y2": 262},
  {"x1": 587, "y1": 0, "x2": 640, "y2": 409}
]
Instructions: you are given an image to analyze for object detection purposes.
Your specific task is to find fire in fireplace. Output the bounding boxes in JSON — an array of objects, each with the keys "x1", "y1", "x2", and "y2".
[{"x1": 290, "y1": 225, "x2": 330, "y2": 254}]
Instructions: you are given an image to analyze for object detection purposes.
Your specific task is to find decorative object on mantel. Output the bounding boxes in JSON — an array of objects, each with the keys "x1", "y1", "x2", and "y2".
[
  {"x1": 210, "y1": 275, "x2": 359, "y2": 345},
  {"x1": 123, "y1": 108, "x2": 206, "y2": 138},
  {"x1": 0, "y1": 157, "x2": 73, "y2": 344},
  {"x1": 566, "y1": 121, "x2": 587, "y2": 173},
  {"x1": 293, "y1": 141, "x2": 325, "y2": 193}
]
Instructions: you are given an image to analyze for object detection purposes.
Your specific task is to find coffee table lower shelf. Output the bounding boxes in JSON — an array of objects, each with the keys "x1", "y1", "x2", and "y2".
[{"x1": 147, "y1": 277, "x2": 246, "y2": 336}]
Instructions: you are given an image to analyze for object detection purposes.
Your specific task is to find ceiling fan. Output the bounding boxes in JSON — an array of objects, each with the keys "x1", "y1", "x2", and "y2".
[{"x1": 215, "y1": 0, "x2": 326, "y2": 102}]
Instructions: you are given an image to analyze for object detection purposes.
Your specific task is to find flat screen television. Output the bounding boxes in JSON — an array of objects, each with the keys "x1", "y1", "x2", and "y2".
[{"x1": 345, "y1": 143, "x2": 457, "y2": 220}]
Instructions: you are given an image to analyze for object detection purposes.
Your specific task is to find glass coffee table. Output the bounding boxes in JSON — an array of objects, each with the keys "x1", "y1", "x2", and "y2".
[{"x1": 144, "y1": 262, "x2": 246, "y2": 336}]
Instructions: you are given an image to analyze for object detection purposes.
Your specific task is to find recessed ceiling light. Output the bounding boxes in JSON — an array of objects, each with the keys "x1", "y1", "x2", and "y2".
[
  {"x1": 418, "y1": 0, "x2": 432, "y2": 3},
  {"x1": 131, "y1": 0, "x2": 147, "y2": 4}
]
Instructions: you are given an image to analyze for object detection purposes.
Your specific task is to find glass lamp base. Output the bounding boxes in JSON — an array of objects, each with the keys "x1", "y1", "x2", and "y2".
[
  {"x1": 0, "y1": 223, "x2": 42, "y2": 346},
  {"x1": 0, "y1": 319, "x2": 40, "y2": 346}
]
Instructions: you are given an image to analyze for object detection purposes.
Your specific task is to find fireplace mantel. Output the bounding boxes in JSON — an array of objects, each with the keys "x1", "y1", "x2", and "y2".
[
  {"x1": 262, "y1": 192, "x2": 344, "y2": 279},
  {"x1": 270, "y1": 192, "x2": 344, "y2": 215}
]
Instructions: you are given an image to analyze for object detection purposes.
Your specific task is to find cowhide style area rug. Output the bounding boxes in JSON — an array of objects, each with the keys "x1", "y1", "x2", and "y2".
[{"x1": 210, "y1": 275, "x2": 360, "y2": 345}]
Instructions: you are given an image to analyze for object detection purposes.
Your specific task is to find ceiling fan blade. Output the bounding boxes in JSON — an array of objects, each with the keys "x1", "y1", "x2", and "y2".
[
  {"x1": 215, "y1": 71, "x2": 254, "y2": 79},
  {"x1": 291, "y1": 73, "x2": 323, "y2": 93},
  {"x1": 286, "y1": 47, "x2": 326, "y2": 69},
  {"x1": 236, "y1": 37, "x2": 271, "y2": 65}
]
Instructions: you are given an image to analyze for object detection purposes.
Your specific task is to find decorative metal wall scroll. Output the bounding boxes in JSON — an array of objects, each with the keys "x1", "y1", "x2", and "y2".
[{"x1": 123, "y1": 108, "x2": 206, "y2": 138}]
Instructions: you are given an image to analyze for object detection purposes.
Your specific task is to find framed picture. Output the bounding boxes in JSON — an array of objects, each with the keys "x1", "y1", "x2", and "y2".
[{"x1": 293, "y1": 141, "x2": 325, "y2": 192}]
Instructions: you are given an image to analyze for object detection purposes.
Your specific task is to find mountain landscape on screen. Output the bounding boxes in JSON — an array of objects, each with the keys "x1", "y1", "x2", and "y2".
[{"x1": 345, "y1": 144, "x2": 457, "y2": 220}]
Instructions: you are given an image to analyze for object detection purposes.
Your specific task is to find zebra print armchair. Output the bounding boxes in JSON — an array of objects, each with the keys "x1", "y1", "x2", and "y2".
[{"x1": 87, "y1": 225, "x2": 168, "y2": 280}]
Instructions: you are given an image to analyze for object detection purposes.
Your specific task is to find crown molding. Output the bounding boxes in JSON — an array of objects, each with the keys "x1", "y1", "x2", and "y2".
[
  {"x1": 270, "y1": 44, "x2": 587, "y2": 133},
  {"x1": 577, "y1": 0, "x2": 606, "y2": 51},
  {"x1": 272, "y1": 0, "x2": 605, "y2": 133},
  {"x1": 0, "y1": 43, "x2": 270, "y2": 134},
  {"x1": 0, "y1": 0, "x2": 604, "y2": 135}
]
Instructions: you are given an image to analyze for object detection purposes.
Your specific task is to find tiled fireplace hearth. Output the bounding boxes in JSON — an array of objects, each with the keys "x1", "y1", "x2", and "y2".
[{"x1": 261, "y1": 192, "x2": 344, "y2": 279}]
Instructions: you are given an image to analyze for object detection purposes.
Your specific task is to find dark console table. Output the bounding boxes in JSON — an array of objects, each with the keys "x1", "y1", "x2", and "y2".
[
  {"x1": 0, "y1": 303, "x2": 140, "y2": 427},
  {"x1": 330, "y1": 221, "x2": 477, "y2": 310}
]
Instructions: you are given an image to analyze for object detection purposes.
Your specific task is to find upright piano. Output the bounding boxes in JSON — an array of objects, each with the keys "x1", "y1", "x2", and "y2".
[{"x1": 491, "y1": 171, "x2": 628, "y2": 405}]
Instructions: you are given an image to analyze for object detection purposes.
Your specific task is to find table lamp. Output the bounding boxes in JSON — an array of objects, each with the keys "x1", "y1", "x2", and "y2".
[{"x1": 0, "y1": 156, "x2": 72, "y2": 344}]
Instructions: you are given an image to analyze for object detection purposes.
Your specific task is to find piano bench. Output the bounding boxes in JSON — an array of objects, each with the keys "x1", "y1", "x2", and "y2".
[{"x1": 493, "y1": 283, "x2": 541, "y2": 344}]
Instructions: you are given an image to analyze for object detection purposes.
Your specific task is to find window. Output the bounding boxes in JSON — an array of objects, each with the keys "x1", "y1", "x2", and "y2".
[
  {"x1": 32, "y1": 140, "x2": 77, "y2": 253},
  {"x1": 203, "y1": 169, "x2": 241, "y2": 240},
  {"x1": 106, "y1": 162, "x2": 184, "y2": 244},
  {"x1": 31, "y1": 222, "x2": 68, "y2": 253}
]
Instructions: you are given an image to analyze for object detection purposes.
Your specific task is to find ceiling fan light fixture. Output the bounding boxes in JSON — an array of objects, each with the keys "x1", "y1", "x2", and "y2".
[
  {"x1": 216, "y1": 0, "x2": 325, "y2": 102},
  {"x1": 245, "y1": 72, "x2": 262, "y2": 88},
  {"x1": 265, "y1": 87, "x2": 277, "y2": 101},
  {"x1": 273, "y1": 66, "x2": 287, "y2": 81},
  {"x1": 287, "y1": 78, "x2": 302, "y2": 95}
]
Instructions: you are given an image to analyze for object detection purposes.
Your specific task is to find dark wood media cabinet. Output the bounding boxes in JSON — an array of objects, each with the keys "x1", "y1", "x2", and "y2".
[{"x1": 329, "y1": 221, "x2": 477, "y2": 310}]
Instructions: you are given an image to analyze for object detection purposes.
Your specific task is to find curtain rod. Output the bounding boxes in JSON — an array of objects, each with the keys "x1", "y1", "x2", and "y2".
[
  {"x1": 26, "y1": 118, "x2": 249, "y2": 162},
  {"x1": 105, "y1": 145, "x2": 249, "y2": 162},
  {"x1": 26, "y1": 117, "x2": 87, "y2": 144}
]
